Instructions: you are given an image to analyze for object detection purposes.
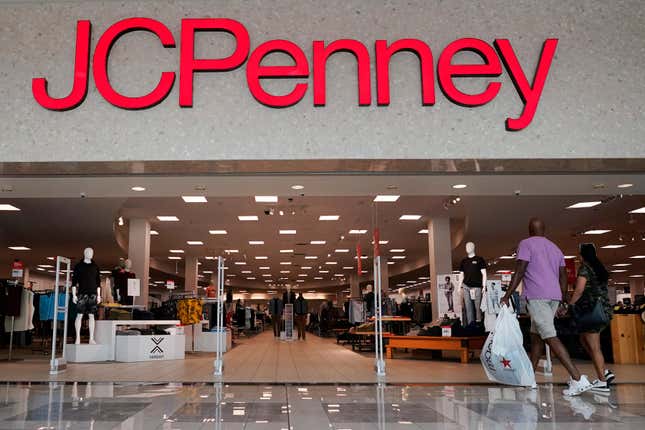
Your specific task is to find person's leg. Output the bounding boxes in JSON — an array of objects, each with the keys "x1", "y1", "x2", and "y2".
[
  {"x1": 544, "y1": 336, "x2": 581, "y2": 380},
  {"x1": 582, "y1": 332, "x2": 606, "y2": 381},
  {"x1": 530, "y1": 333, "x2": 545, "y2": 370}
]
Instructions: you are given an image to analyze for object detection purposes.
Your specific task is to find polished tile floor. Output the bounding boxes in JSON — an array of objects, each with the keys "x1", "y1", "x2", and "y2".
[
  {"x1": 0, "y1": 382, "x2": 644, "y2": 429},
  {"x1": 2, "y1": 331, "x2": 645, "y2": 385}
]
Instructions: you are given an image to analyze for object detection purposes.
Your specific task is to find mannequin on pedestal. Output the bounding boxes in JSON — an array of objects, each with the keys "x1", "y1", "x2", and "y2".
[
  {"x1": 72, "y1": 247, "x2": 101, "y2": 344},
  {"x1": 458, "y1": 242, "x2": 487, "y2": 325}
]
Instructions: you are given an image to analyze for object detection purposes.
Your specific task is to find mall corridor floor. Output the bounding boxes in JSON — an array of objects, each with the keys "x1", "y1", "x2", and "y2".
[{"x1": 0, "y1": 381, "x2": 644, "y2": 429}]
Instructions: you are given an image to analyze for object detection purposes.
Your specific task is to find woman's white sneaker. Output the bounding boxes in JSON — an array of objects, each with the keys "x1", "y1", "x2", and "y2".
[
  {"x1": 563, "y1": 375, "x2": 593, "y2": 396},
  {"x1": 591, "y1": 379, "x2": 611, "y2": 394}
]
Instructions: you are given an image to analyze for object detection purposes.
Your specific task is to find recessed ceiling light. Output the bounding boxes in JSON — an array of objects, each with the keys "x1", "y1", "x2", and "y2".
[
  {"x1": 584, "y1": 229, "x2": 611, "y2": 235},
  {"x1": 169, "y1": 249, "x2": 184, "y2": 253},
  {"x1": 390, "y1": 249, "x2": 406, "y2": 253},
  {"x1": 182, "y1": 196, "x2": 208, "y2": 203},
  {"x1": 47, "y1": 256, "x2": 55, "y2": 260},
  {"x1": 314, "y1": 277, "x2": 323, "y2": 280},
  {"x1": 499, "y1": 255, "x2": 516, "y2": 259},
  {"x1": 319, "y1": 270, "x2": 330, "y2": 274},
  {"x1": 400, "y1": 215, "x2": 422, "y2": 221},
  {"x1": 38, "y1": 264, "x2": 54, "y2": 268},
  {"x1": 418, "y1": 229, "x2": 428, "y2": 234},
  {"x1": 291, "y1": 185, "x2": 304, "y2": 190},
  {"x1": 335, "y1": 249, "x2": 350, "y2": 253},
  {"x1": 246, "y1": 277, "x2": 256, "y2": 280},
  {"x1": 301, "y1": 266, "x2": 312, "y2": 270},
  {"x1": 262, "y1": 274, "x2": 272, "y2": 277},
  {"x1": 630, "y1": 255, "x2": 645, "y2": 259},
  {"x1": 280, "y1": 270, "x2": 291, "y2": 274},
  {"x1": 150, "y1": 230, "x2": 159, "y2": 235},
  {"x1": 205, "y1": 256, "x2": 215, "y2": 260},
  {"x1": 225, "y1": 249, "x2": 239, "y2": 253},
  {"x1": 387, "y1": 261, "x2": 395, "y2": 265},
  {"x1": 238, "y1": 215, "x2": 259, "y2": 221},
  {"x1": 567, "y1": 201, "x2": 602, "y2": 209},
  {"x1": 255, "y1": 256, "x2": 268, "y2": 260},
  {"x1": 374, "y1": 195, "x2": 400, "y2": 202},
  {"x1": 187, "y1": 241, "x2": 203, "y2": 245},
  {"x1": 305, "y1": 256, "x2": 318, "y2": 260},
  {"x1": 36, "y1": 267, "x2": 46, "y2": 271},
  {"x1": 259, "y1": 266, "x2": 270, "y2": 270},
  {"x1": 629, "y1": 207, "x2": 645, "y2": 214},
  {"x1": 131, "y1": 186, "x2": 146, "y2": 192},
  {"x1": 241, "y1": 270, "x2": 252, "y2": 274},
  {"x1": 349, "y1": 229, "x2": 368, "y2": 234},
  {"x1": 452, "y1": 184, "x2": 468, "y2": 189},
  {"x1": 168, "y1": 256, "x2": 181, "y2": 260},
  {"x1": 280, "y1": 262, "x2": 292, "y2": 265},
  {"x1": 234, "y1": 261, "x2": 247, "y2": 265},
  {"x1": 564, "y1": 255, "x2": 577, "y2": 259},
  {"x1": 613, "y1": 263, "x2": 631, "y2": 267},
  {"x1": 255, "y1": 196, "x2": 278, "y2": 203},
  {"x1": 612, "y1": 270, "x2": 628, "y2": 273},
  {"x1": 209, "y1": 230, "x2": 227, "y2": 235},
  {"x1": 342, "y1": 266, "x2": 354, "y2": 270},
  {"x1": 601, "y1": 244, "x2": 626, "y2": 249},
  {"x1": 157, "y1": 216, "x2": 179, "y2": 222},
  {"x1": 334, "y1": 274, "x2": 344, "y2": 277},
  {"x1": 203, "y1": 270, "x2": 213, "y2": 274},
  {"x1": 296, "y1": 280, "x2": 305, "y2": 283},
  {"x1": 618, "y1": 183, "x2": 633, "y2": 189},
  {"x1": 326, "y1": 262, "x2": 338, "y2": 265},
  {"x1": 310, "y1": 240, "x2": 326, "y2": 245},
  {"x1": 319, "y1": 215, "x2": 339, "y2": 221},
  {"x1": 629, "y1": 274, "x2": 644, "y2": 278},
  {"x1": 279, "y1": 230, "x2": 297, "y2": 235},
  {"x1": 391, "y1": 256, "x2": 406, "y2": 260},
  {"x1": 0, "y1": 204, "x2": 20, "y2": 211},
  {"x1": 280, "y1": 249, "x2": 294, "y2": 253},
  {"x1": 298, "y1": 274, "x2": 308, "y2": 277},
  {"x1": 249, "y1": 241, "x2": 265, "y2": 245}
]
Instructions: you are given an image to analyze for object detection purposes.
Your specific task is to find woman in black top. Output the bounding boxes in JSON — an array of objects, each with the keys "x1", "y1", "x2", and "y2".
[{"x1": 568, "y1": 243, "x2": 614, "y2": 391}]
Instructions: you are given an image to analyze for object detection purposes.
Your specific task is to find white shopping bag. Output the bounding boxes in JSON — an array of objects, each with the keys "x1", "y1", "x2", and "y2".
[{"x1": 481, "y1": 305, "x2": 535, "y2": 387}]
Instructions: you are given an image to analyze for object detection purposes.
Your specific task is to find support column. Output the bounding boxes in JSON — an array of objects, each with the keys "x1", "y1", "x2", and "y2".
[
  {"x1": 427, "y1": 217, "x2": 453, "y2": 321},
  {"x1": 128, "y1": 218, "x2": 150, "y2": 307},
  {"x1": 185, "y1": 256, "x2": 199, "y2": 293},
  {"x1": 350, "y1": 274, "x2": 361, "y2": 299},
  {"x1": 629, "y1": 278, "x2": 644, "y2": 301}
]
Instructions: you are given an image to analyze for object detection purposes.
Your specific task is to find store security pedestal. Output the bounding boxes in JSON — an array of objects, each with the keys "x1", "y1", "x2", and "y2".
[
  {"x1": 65, "y1": 344, "x2": 110, "y2": 363},
  {"x1": 196, "y1": 330, "x2": 232, "y2": 353}
]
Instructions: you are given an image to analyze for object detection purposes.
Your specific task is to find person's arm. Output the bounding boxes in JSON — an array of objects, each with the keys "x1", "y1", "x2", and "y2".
[
  {"x1": 501, "y1": 259, "x2": 528, "y2": 306},
  {"x1": 559, "y1": 266, "x2": 568, "y2": 298},
  {"x1": 568, "y1": 276, "x2": 587, "y2": 305}
]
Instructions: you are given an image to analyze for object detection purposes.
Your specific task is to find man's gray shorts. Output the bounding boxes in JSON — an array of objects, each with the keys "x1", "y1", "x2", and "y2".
[{"x1": 527, "y1": 299, "x2": 559, "y2": 339}]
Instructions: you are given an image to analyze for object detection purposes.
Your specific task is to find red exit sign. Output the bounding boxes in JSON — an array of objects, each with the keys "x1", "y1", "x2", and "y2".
[{"x1": 32, "y1": 18, "x2": 558, "y2": 130}]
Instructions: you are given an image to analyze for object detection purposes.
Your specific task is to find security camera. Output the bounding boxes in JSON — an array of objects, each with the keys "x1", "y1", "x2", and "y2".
[
  {"x1": 514, "y1": 190, "x2": 521, "y2": 196},
  {"x1": 264, "y1": 209, "x2": 270, "y2": 216},
  {"x1": 80, "y1": 192, "x2": 87, "y2": 198}
]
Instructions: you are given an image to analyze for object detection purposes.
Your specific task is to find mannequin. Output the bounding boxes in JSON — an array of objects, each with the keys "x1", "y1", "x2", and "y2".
[
  {"x1": 458, "y1": 242, "x2": 487, "y2": 325},
  {"x1": 72, "y1": 248, "x2": 101, "y2": 344},
  {"x1": 112, "y1": 258, "x2": 136, "y2": 305}
]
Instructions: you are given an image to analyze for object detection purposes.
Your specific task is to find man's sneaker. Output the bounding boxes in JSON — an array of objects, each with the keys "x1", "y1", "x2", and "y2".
[
  {"x1": 563, "y1": 375, "x2": 593, "y2": 396},
  {"x1": 604, "y1": 369, "x2": 615, "y2": 384},
  {"x1": 590, "y1": 379, "x2": 611, "y2": 394}
]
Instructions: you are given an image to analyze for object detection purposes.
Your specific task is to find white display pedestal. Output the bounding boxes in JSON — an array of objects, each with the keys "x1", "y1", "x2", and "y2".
[
  {"x1": 116, "y1": 334, "x2": 185, "y2": 362},
  {"x1": 197, "y1": 330, "x2": 232, "y2": 352},
  {"x1": 94, "y1": 320, "x2": 182, "y2": 361},
  {"x1": 65, "y1": 344, "x2": 110, "y2": 363}
]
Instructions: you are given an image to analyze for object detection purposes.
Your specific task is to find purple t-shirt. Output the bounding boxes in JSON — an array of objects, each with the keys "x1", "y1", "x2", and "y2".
[{"x1": 516, "y1": 236, "x2": 565, "y2": 300}]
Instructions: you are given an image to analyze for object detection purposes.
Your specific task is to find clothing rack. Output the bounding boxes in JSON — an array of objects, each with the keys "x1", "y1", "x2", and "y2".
[{"x1": 0, "y1": 279, "x2": 24, "y2": 362}]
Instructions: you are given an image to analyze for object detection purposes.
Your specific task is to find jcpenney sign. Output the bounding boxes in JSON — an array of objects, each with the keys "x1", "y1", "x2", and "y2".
[{"x1": 32, "y1": 18, "x2": 558, "y2": 130}]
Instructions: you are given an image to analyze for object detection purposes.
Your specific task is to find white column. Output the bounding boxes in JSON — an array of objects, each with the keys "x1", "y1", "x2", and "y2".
[
  {"x1": 128, "y1": 218, "x2": 151, "y2": 307},
  {"x1": 185, "y1": 256, "x2": 199, "y2": 293},
  {"x1": 427, "y1": 217, "x2": 453, "y2": 321}
]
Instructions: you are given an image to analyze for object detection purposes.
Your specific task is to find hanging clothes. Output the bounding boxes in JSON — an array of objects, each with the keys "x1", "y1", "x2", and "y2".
[
  {"x1": 6, "y1": 288, "x2": 34, "y2": 332},
  {"x1": 177, "y1": 298, "x2": 202, "y2": 325}
]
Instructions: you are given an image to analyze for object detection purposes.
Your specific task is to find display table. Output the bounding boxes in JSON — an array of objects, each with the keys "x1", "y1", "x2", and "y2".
[
  {"x1": 384, "y1": 335, "x2": 487, "y2": 363},
  {"x1": 350, "y1": 331, "x2": 392, "y2": 351},
  {"x1": 184, "y1": 322, "x2": 232, "y2": 352},
  {"x1": 94, "y1": 320, "x2": 182, "y2": 362}
]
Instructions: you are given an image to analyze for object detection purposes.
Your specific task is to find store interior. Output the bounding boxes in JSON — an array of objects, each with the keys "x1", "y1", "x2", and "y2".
[{"x1": 0, "y1": 173, "x2": 644, "y2": 383}]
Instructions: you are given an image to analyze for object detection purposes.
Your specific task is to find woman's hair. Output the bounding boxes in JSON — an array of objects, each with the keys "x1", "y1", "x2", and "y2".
[{"x1": 579, "y1": 243, "x2": 609, "y2": 283}]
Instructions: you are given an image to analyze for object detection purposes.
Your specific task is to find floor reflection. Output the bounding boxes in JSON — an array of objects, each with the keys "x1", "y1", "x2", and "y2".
[{"x1": 0, "y1": 381, "x2": 643, "y2": 429}]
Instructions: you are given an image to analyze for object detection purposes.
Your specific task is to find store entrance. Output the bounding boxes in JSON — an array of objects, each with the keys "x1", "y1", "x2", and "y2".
[{"x1": 0, "y1": 173, "x2": 644, "y2": 383}]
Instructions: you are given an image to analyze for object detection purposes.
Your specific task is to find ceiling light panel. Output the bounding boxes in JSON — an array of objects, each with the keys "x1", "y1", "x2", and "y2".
[
  {"x1": 373, "y1": 195, "x2": 400, "y2": 202},
  {"x1": 169, "y1": 249, "x2": 184, "y2": 253},
  {"x1": 255, "y1": 196, "x2": 278, "y2": 203},
  {"x1": 349, "y1": 229, "x2": 368, "y2": 234},
  {"x1": 279, "y1": 230, "x2": 297, "y2": 235},
  {"x1": 629, "y1": 207, "x2": 645, "y2": 214},
  {"x1": 310, "y1": 240, "x2": 326, "y2": 245},
  {"x1": 319, "y1": 215, "x2": 340, "y2": 221},
  {"x1": 0, "y1": 204, "x2": 20, "y2": 211},
  {"x1": 157, "y1": 216, "x2": 179, "y2": 222},
  {"x1": 601, "y1": 244, "x2": 626, "y2": 249},
  {"x1": 418, "y1": 229, "x2": 428, "y2": 234},
  {"x1": 249, "y1": 241, "x2": 265, "y2": 245},
  {"x1": 182, "y1": 196, "x2": 208, "y2": 203},
  {"x1": 209, "y1": 230, "x2": 227, "y2": 235},
  {"x1": 225, "y1": 249, "x2": 239, "y2": 253},
  {"x1": 238, "y1": 215, "x2": 259, "y2": 221},
  {"x1": 187, "y1": 241, "x2": 203, "y2": 245},
  {"x1": 150, "y1": 230, "x2": 159, "y2": 235},
  {"x1": 8, "y1": 246, "x2": 30, "y2": 251},
  {"x1": 567, "y1": 201, "x2": 602, "y2": 209},
  {"x1": 400, "y1": 215, "x2": 422, "y2": 220},
  {"x1": 280, "y1": 249, "x2": 294, "y2": 253},
  {"x1": 584, "y1": 229, "x2": 612, "y2": 235}
]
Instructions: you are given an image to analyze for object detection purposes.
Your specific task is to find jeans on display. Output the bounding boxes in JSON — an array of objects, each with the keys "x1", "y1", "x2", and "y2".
[{"x1": 463, "y1": 285, "x2": 482, "y2": 324}]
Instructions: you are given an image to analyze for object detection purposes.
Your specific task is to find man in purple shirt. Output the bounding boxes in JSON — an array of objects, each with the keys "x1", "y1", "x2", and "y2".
[{"x1": 501, "y1": 218, "x2": 592, "y2": 396}]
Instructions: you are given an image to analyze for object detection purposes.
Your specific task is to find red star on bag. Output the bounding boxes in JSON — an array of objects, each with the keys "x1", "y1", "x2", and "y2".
[{"x1": 501, "y1": 358, "x2": 512, "y2": 368}]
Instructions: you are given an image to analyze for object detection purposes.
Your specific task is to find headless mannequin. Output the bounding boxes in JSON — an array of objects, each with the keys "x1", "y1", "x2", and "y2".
[
  {"x1": 458, "y1": 242, "x2": 487, "y2": 324},
  {"x1": 72, "y1": 248, "x2": 101, "y2": 344}
]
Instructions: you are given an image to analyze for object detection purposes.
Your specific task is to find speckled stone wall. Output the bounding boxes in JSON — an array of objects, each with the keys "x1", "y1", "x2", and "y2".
[{"x1": 0, "y1": 0, "x2": 643, "y2": 162}]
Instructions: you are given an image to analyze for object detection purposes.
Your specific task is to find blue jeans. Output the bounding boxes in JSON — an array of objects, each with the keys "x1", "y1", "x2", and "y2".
[{"x1": 463, "y1": 285, "x2": 482, "y2": 325}]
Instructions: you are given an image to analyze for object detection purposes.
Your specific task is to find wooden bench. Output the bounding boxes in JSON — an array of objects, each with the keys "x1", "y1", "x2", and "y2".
[{"x1": 384, "y1": 335, "x2": 487, "y2": 363}]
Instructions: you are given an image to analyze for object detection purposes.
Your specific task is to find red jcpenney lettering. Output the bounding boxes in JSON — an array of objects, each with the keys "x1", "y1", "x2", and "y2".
[{"x1": 32, "y1": 18, "x2": 558, "y2": 131}]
